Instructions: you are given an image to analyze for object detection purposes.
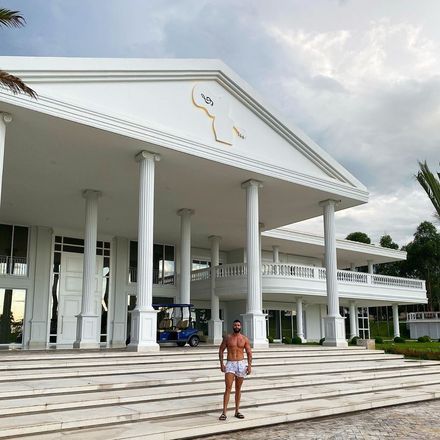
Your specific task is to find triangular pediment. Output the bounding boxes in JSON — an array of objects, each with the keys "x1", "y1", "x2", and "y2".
[{"x1": 0, "y1": 57, "x2": 367, "y2": 198}]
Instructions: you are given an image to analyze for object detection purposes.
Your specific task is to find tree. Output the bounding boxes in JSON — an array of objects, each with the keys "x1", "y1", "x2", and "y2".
[
  {"x1": 345, "y1": 231, "x2": 371, "y2": 244},
  {"x1": 416, "y1": 161, "x2": 440, "y2": 221},
  {"x1": 379, "y1": 234, "x2": 399, "y2": 250},
  {"x1": 401, "y1": 221, "x2": 440, "y2": 311},
  {"x1": 0, "y1": 8, "x2": 36, "y2": 98},
  {"x1": 376, "y1": 234, "x2": 402, "y2": 277}
]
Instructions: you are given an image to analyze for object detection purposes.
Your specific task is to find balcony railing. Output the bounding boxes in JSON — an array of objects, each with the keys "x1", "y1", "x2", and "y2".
[
  {"x1": 407, "y1": 312, "x2": 440, "y2": 321},
  {"x1": 190, "y1": 262, "x2": 425, "y2": 290},
  {"x1": 0, "y1": 255, "x2": 27, "y2": 277},
  {"x1": 128, "y1": 267, "x2": 175, "y2": 285}
]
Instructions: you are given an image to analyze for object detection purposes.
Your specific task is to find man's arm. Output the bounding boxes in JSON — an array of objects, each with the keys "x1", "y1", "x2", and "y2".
[
  {"x1": 245, "y1": 337, "x2": 252, "y2": 375},
  {"x1": 219, "y1": 336, "x2": 227, "y2": 372}
]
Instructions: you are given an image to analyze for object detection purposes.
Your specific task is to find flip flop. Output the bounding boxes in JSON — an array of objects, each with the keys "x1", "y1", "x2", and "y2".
[
  {"x1": 234, "y1": 412, "x2": 245, "y2": 419},
  {"x1": 219, "y1": 413, "x2": 227, "y2": 421}
]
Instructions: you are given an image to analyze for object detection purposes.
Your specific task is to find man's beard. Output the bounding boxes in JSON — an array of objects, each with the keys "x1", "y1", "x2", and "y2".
[{"x1": 233, "y1": 328, "x2": 241, "y2": 333}]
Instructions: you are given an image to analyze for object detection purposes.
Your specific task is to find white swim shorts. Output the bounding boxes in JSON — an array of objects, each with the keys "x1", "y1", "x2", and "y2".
[{"x1": 225, "y1": 360, "x2": 248, "y2": 378}]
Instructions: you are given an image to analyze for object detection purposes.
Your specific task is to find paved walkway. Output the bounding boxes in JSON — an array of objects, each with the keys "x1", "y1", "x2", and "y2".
[{"x1": 196, "y1": 399, "x2": 440, "y2": 439}]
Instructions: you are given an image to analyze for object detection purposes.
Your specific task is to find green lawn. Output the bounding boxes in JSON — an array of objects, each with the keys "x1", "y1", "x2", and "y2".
[{"x1": 376, "y1": 341, "x2": 440, "y2": 360}]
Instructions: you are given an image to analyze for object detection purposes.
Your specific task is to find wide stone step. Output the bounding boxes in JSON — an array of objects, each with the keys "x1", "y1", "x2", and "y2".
[
  {"x1": 0, "y1": 354, "x2": 405, "y2": 381},
  {"x1": 0, "y1": 348, "x2": 378, "y2": 370},
  {"x1": 1, "y1": 377, "x2": 439, "y2": 439},
  {"x1": 2, "y1": 368, "x2": 440, "y2": 417},
  {"x1": 50, "y1": 385, "x2": 439, "y2": 440},
  {"x1": 0, "y1": 358, "x2": 432, "y2": 399}
]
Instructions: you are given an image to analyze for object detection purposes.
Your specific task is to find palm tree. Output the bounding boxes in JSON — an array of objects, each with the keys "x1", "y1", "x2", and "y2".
[
  {"x1": 0, "y1": 8, "x2": 37, "y2": 98},
  {"x1": 416, "y1": 161, "x2": 440, "y2": 221}
]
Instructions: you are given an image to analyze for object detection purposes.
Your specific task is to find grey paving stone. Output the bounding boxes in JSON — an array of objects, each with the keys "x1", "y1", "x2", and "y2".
[{"x1": 195, "y1": 399, "x2": 440, "y2": 440}]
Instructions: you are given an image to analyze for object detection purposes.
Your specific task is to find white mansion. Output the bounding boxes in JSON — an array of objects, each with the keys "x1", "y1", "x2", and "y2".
[{"x1": 0, "y1": 57, "x2": 426, "y2": 351}]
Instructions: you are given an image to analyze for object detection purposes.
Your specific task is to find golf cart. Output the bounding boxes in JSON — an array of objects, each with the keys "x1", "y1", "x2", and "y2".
[{"x1": 154, "y1": 303, "x2": 200, "y2": 347}]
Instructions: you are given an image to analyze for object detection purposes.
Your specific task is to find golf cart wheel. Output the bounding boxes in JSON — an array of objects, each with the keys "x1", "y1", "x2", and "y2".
[
  {"x1": 188, "y1": 335, "x2": 200, "y2": 347},
  {"x1": 177, "y1": 341, "x2": 186, "y2": 347}
]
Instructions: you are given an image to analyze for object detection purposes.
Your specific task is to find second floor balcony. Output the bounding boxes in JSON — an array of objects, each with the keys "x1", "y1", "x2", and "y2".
[
  {"x1": 190, "y1": 262, "x2": 427, "y2": 304},
  {"x1": 0, "y1": 256, "x2": 28, "y2": 277}
]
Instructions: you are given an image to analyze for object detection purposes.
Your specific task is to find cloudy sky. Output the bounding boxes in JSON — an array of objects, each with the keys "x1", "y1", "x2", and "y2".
[{"x1": 1, "y1": 0, "x2": 439, "y2": 246}]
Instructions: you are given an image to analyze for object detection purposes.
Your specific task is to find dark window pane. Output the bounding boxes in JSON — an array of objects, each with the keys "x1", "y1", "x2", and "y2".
[
  {"x1": 62, "y1": 245, "x2": 83, "y2": 254},
  {"x1": 63, "y1": 237, "x2": 84, "y2": 246},
  {"x1": 55, "y1": 236, "x2": 62, "y2": 243},
  {"x1": 97, "y1": 241, "x2": 103, "y2": 248},
  {"x1": 12, "y1": 226, "x2": 28, "y2": 258},
  {"x1": 0, "y1": 224, "x2": 13, "y2": 256},
  {"x1": 153, "y1": 244, "x2": 163, "y2": 284},
  {"x1": 55, "y1": 244, "x2": 61, "y2": 251},
  {"x1": 129, "y1": 241, "x2": 138, "y2": 268},
  {"x1": 53, "y1": 252, "x2": 61, "y2": 273},
  {"x1": 97, "y1": 249, "x2": 103, "y2": 256},
  {"x1": 165, "y1": 245, "x2": 174, "y2": 261},
  {"x1": 0, "y1": 289, "x2": 26, "y2": 344},
  {"x1": 104, "y1": 249, "x2": 110, "y2": 257},
  {"x1": 104, "y1": 242, "x2": 110, "y2": 249}
]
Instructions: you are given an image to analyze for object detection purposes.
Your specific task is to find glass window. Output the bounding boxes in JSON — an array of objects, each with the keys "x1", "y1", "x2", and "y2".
[
  {"x1": 0, "y1": 289, "x2": 26, "y2": 344},
  {"x1": 192, "y1": 259, "x2": 211, "y2": 271},
  {"x1": 63, "y1": 237, "x2": 84, "y2": 246},
  {"x1": 0, "y1": 225, "x2": 29, "y2": 276}
]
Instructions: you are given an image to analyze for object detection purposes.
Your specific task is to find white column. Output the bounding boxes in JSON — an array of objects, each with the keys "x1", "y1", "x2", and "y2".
[
  {"x1": 349, "y1": 301, "x2": 358, "y2": 339},
  {"x1": 367, "y1": 260, "x2": 374, "y2": 274},
  {"x1": 208, "y1": 235, "x2": 223, "y2": 344},
  {"x1": 241, "y1": 180, "x2": 268, "y2": 348},
  {"x1": 0, "y1": 113, "x2": 12, "y2": 207},
  {"x1": 177, "y1": 208, "x2": 194, "y2": 305},
  {"x1": 319, "y1": 199, "x2": 347, "y2": 347},
  {"x1": 259, "y1": 222, "x2": 264, "y2": 311},
  {"x1": 127, "y1": 150, "x2": 160, "y2": 352},
  {"x1": 296, "y1": 297, "x2": 305, "y2": 342},
  {"x1": 74, "y1": 189, "x2": 101, "y2": 349},
  {"x1": 392, "y1": 304, "x2": 400, "y2": 338},
  {"x1": 272, "y1": 245, "x2": 280, "y2": 263}
]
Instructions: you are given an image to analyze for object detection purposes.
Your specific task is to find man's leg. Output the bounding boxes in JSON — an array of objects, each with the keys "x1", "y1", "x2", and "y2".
[
  {"x1": 222, "y1": 373, "x2": 235, "y2": 415},
  {"x1": 234, "y1": 376, "x2": 244, "y2": 414}
]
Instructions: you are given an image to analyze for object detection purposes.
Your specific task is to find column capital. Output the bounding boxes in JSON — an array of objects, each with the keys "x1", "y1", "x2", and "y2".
[
  {"x1": 1, "y1": 112, "x2": 12, "y2": 124},
  {"x1": 272, "y1": 245, "x2": 280, "y2": 250},
  {"x1": 177, "y1": 208, "x2": 195, "y2": 217},
  {"x1": 135, "y1": 150, "x2": 161, "y2": 163},
  {"x1": 82, "y1": 189, "x2": 102, "y2": 199},
  {"x1": 241, "y1": 179, "x2": 263, "y2": 189},
  {"x1": 319, "y1": 198, "x2": 340, "y2": 208},
  {"x1": 208, "y1": 235, "x2": 222, "y2": 242}
]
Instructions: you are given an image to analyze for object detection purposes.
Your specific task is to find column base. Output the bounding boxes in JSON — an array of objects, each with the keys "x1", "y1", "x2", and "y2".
[
  {"x1": 207, "y1": 319, "x2": 223, "y2": 345},
  {"x1": 297, "y1": 334, "x2": 307, "y2": 343},
  {"x1": 127, "y1": 309, "x2": 160, "y2": 352},
  {"x1": 73, "y1": 314, "x2": 100, "y2": 349},
  {"x1": 241, "y1": 312, "x2": 269, "y2": 348},
  {"x1": 322, "y1": 316, "x2": 348, "y2": 347}
]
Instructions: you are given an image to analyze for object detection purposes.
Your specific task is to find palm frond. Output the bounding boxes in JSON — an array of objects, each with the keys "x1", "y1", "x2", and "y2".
[
  {"x1": 416, "y1": 161, "x2": 440, "y2": 220},
  {"x1": 0, "y1": 70, "x2": 37, "y2": 98},
  {"x1": 0, "y1": 8, "x2": 25, "y2": 28}
]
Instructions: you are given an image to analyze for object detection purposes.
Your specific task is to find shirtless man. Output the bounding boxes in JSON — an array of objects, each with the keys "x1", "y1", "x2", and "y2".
[{"x1": 218, "y1": 319, "x2": 252, "y2": 420}]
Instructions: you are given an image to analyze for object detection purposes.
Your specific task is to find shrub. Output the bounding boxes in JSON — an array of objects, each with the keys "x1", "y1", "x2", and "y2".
[
  {"x1": 349, "y1": 336, "x2": 359, "y2": 346},
  {"x1": 375, "y1": 337, "x2": 384, "y2": 344},
  {"x1": 282, "y1": 336, "x2": 292, "y2": 344},
  {"x1": 292, "y1": 336, "x2": 302, "y2": 344},
  {"x1": 394, "y1": 336, "x2": 406, "y2": 343},
  {"x1": 267, "y1": 335, "x2": 274, "y2": 343},
  {"x1": 417, "y1": 335, "x2": 431, "y2": 343},
  {"x1": 319, "y1": 338, "x2": 325, "y2": 345}
]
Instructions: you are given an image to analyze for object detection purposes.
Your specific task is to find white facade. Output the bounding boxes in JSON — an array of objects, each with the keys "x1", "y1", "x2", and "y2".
[{"x1": 0, "y1": 57, "x2": 427, "y2": 349}]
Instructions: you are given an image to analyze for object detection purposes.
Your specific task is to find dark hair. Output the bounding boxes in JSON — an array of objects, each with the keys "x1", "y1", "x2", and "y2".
[{"x1": 233, "y1": 319, "x2": 241, "y2": 324}]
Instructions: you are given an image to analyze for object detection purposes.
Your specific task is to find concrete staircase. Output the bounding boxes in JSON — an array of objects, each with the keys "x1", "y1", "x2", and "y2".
[{"x1": 0, "y1": 345, "x2": 439, "y2": 439}]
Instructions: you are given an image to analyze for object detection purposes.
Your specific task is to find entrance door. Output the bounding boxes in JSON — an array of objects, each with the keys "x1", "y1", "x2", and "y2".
[{"x1": 57, "y1": 252, "x2": 103, "y2": 346}]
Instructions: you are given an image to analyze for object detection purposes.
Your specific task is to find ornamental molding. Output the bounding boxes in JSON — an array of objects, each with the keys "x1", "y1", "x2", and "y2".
[
  {"x1": 192, "y1": 83, "x2": 245, "y2": 146},
  {"x1": 0, "y1": 90, "x2": 369, "y2": 202}
]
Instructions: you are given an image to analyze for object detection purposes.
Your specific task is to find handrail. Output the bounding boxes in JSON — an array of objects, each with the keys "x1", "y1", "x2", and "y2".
[
  {"x1": 0, "y1": 255, "x2": 27, "y2": 277},
  {"x1": 407, "y1": 311, "x2": 440, "y2": 321},
  {"x1": 190, "y1": 262, "x2": 425, "y2": 291}
]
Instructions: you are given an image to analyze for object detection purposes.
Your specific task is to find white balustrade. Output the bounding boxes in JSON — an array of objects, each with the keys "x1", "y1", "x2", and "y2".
[
  {"x1": 0, "y1": 255, "x2": 27, "y2": 276},
  {"x1": 190, "y1": 267, "x2": 211, "y2": 281},
  {"x1": 407, "y1": 311, "x2": 440, "y2": 321},
  {"x1": 189, "y1": 262, "x2": 425, "y2": 292}
]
